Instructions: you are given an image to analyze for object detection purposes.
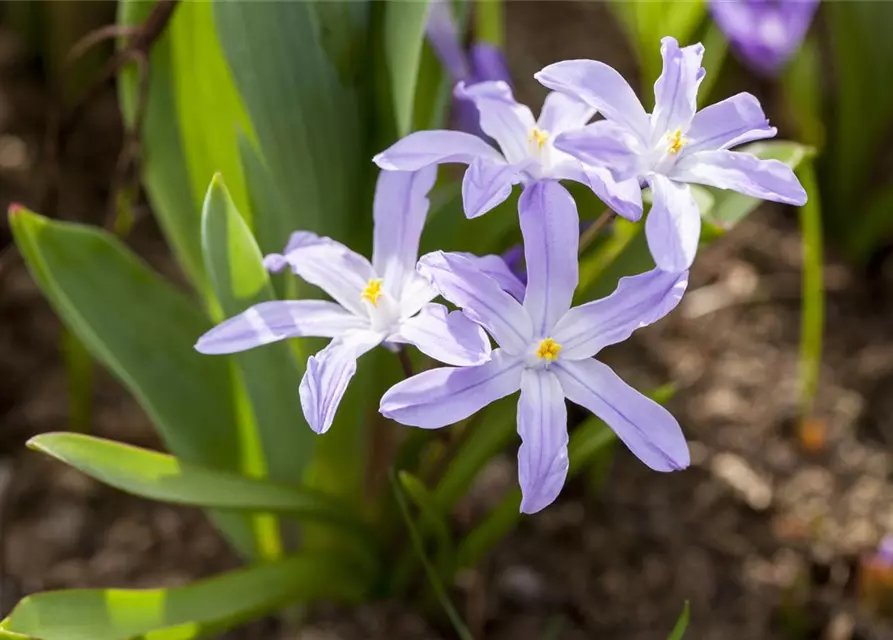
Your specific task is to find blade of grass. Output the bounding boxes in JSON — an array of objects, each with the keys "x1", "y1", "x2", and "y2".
[{"x1": 796, "y1": 161, "x2": 823, "y2": 419}]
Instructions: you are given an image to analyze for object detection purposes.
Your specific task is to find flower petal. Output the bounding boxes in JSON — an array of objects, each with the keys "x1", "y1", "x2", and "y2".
[
  {"x1": 553, "y1": 121, "x2": 642, "y2": 182},
  {"x1": 195, "y1": 300, "x2": 367, "y2": 355},
  {"x1": 380, "y1": 348, "x2": 523, "y2": 428},
  {"x1": 372, "y1": 166, "x2": 438, "y2": 300},
  {"x1": 517, "y1": 369, "x2": 569, "y2": 514},
  {"x1": 555, "y1": 358, "x2": 690, "y2": 471},
  {"x1": 455, "y1": 252, "x2": 526, "y2": 300},
  {"x1": 267, "y1": 232, "x2": 376, "y2": 316},
  {"x1": 462, "y1": 157, "x2": 527, "y2": 219},
  {"x1": 535, "y1": 60, "x2": 651, "y2": 144},
  {"x1": 563, "y1": 163, "x2": 643, "y2": 222},
  {"x1": 552, "y1": 268, "x2": 688, "y2": 359},
  {"x1": 645, "y1": 174, "x2": 701, "y2": 273},
  {"x1": 454, "y1": 81, "x2": 536, "y2": 165},
  {"x1": 299, "y1": 330, "x2": 383, "y2": 434},
  {"x1": 373, "y1": 130, "x2": 504, "y2": 171},
  {"x1": 651, "y1": 37, "x2": 705, "y2": 137},
  {"x1": 673, "y1": 149, "x2": 808, "y2": 205},
  {"x1": 519, "y1": 180, "x2": 579, "y2": 335},
  {"x1": 536, "y1": 91, "x2": 596, "y2": 136},
  {"x1": 685, "y1": 92, "x2": 777, "y2": 154},
  {"x1": 392, "y1": 302, "x2": 492, "y2": 366},
  {"x1": 468, "y1": 43, "x2": 512, "y2": 84},
  {"x1": 425, "y1": 0, "x2": 470, "y2": 82},
  {"x1": 398, "y1": 273, "x2": 438, "y2": 318},
  {"x1": 418, "y1": 251, "x2": 534, "y2": 354}
]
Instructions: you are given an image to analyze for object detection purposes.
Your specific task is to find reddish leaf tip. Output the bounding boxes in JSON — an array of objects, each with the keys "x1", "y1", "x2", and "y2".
[{"x1": 8, "y1": 203, "x2": 23, "y2": 216}]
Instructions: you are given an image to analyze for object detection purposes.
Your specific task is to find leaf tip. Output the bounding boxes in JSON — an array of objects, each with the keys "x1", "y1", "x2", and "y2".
[{"x1": 7, "y1": 203, "x2": 23, "y2": 217}]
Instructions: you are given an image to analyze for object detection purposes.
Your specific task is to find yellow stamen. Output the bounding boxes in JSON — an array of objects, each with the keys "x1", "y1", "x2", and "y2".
[
  {"x1": 361, "y1": 278, "x2": 383, "y2": 307},
  {"x1": 528, "y1": 127, "x2": 549, "y2": 150},
  {"x1": 667, "y1": 128, "x2": 686, "y2": 155},
  {"x1": 536, "y1": 338, "x2": 562, "y2": 362}
]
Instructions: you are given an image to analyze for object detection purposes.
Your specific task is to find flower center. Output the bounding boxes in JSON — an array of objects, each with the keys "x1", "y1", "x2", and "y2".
[
  {"x1": 361, "y1": 278, "x2": 383, "y2": 307},
  {"x1": 666, "y1": 128, "x2": 687, "y2": 155},
  {"x1": 528, "y1": 127, "x2": 549, "y2": 150},
  {"x1": 536, "y1": 337, "x2": 562, "y2": 361}
]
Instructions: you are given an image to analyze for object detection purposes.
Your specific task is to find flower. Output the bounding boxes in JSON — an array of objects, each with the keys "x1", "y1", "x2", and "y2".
[
  {"x1": 709, "y1": 0, "x2": 819, "y2": 76},
  {"x1": 195, "y1": 167, "x2": 491, "y2": 434},
  {"x1": 379, "y1": 180, "x2": 690, "y2": 514},
  {"x1": 536, "y1": 36, "x2": 808, "y2": 273},
  {"x1": 373, "y1": 80, "x2": 642, "y2": 222}
]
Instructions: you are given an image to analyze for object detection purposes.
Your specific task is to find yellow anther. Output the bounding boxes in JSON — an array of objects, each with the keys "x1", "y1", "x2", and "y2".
[
  {"x1": 667, "y1": 128, "x2": 686, "y2": 155},
  {"x1": 361, "y1": 279, "x2": 383, "y2": 307},
  {"x1": 536, "y1": 338, "x2": 562, "y2": 362},
  {"x1": 528, "y1": 127, "x2": 549, "y2": 150}
]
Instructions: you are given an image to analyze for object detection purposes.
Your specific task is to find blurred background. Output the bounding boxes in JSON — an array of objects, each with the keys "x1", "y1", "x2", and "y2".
[{"x1": 1, "y1": 1, "x2": 893, "y2": 639}]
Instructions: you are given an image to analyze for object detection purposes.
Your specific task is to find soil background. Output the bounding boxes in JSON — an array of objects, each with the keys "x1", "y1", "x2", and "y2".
[{"x1": 2, "y1": 3, "x2": 893, "y2": 640}]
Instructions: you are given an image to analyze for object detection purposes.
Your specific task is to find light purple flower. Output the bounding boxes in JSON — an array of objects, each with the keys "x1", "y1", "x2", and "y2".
[
  {"x1": 710, "y1": 0, "x2": 819, "y2": 77},
  {"x1": 536, "y1": 36, "x2": 808, "y2": 273},
  {"x1": 373, "y1": 80, "x2": 643, "y2": 222},
  {"x1": 380, "y1": 180, "x2": 690, "y2": 514},
  {"x1": 195, "y1": 167, "x2": 491, "y2": 434}
]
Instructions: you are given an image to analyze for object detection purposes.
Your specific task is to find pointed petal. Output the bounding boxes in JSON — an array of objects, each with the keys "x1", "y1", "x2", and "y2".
[
  {"x1": 268, "y1": 233, "x2": 375, "y2": 316},
  {"x1": 685, "y1": 92, "x2": 777, "y2": 154},
  {"x1": 454, "y1": 81, "x2": 536, "y2": 164},
  {"x1": 462, "y1": 158, "x2": 526, "y2": 219},
  {"x1": 536, "y1": 91, "x2": 596, "y2": 135},
  {"x1": 559, "y1": 162, "x2": 643, "y2": 222},
  {"x1": 652, "y1": 37, "x2": 705, "y2": 137},
  {"x1": 195, "y1": 300, "x2": 367, "y2": 355},
  {"x1": 372, "y1": 166, "x2": 438, "y2": 300},
  {"x1": 373, "y1": 130, "x2": 504, "y2": 171},
  {"x1": 553, "y1": 121, "x2": 642, "y2": 182},
  {"x1": 455, "y1": 252, "x2": 526, "y2": 300},
  {"x1": 380, "y1": 349, "x2": 523, "y2": 428},
  {"x1": 555, "y1": 358, "x2": 690, "y2": 471},
  {"x1": 393, "y1": 303, "x2": 492, "y2": 366},
  {"x1": 519, "y1": 180, "x2": 579, "y2": 335},
  {"x1": 398, "y1": 273, "x2": 438, "y2": 318},
  {"x1": 552, "y1": 269, "x2": 688, "y2": 359},
  {"x1": 299, "y1": 330, "x2": 382, "y2": 434},
  {"x1": 645, "y1": 174, "x2": 701, "y2": 273},
  {"x1": 517, "y1": 369, "x2": 569, "y2": 514},
  {"x1": 418, "y1": 251, "x2": 534, "y2": 354},
  {"x1": 535, "y1": 60, "x2": 651, "y2": 144},
  {"x1": 673, "y1": 149, "x2": 808, "y2": 205}
]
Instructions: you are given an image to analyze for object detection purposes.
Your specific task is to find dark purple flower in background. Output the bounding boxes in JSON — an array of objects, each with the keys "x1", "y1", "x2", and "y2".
[
  {"x1": 425, "y1": 0, "x2": 512, "y2": 136},
  {"x1": 709, "y1": 0, "x2": 820, "y2": 76}
]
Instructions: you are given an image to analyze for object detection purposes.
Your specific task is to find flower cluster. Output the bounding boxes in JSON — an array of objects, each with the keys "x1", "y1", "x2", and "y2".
[{"x1": 196, "y1": 37, "x2": 807, "y2": 514}]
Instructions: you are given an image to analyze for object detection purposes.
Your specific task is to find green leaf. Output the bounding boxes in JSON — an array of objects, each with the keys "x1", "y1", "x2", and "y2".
[
  {"x1": 201, "y1": 175, "x2": 312, "y2": 487},
  {"x1": 384, "y1": 0, "x2": 431, "y2": 137},
  {"x1": 795, "y1": 162, "x2": 823, "y2": 418},
  {"x1": 782, "y1": 35, "x2": 824, "y2": 149},
  {"x1": 667, "y1": 601, "x2": 691, "y2": 640},
  {"x1": 0, "y1": 553, "x2": 366, "y2": 640},
  {"x1": 236, "y1": 133, "x2": 292, "y2": 259},
  {"x1": 213, "y1": 2, "x2": 369, "y2": 241},
  {"x1": 398, "y1": 470, "x2": 452, "y2": 564},
  {"x1": 10, "y1": 207, "x2": 258, "y2": 556}
]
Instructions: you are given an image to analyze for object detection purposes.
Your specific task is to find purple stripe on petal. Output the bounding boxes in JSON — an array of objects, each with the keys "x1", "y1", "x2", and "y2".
[
  {"x1": 685, "y1": 92, "x2": 777, "y2": 154},
  {"x1": 380, "y1": 348, "x2": 523, "y2": 428},
  {"x1": 299, "y1": 330, "x2": 382, "y2": 434},
  {"x1": 652, "y1": 37, "x2": 705, "y2": 138},
  {"x1": 645, "y1": 174, "x2": 701, "y2": 273},
  {"x1": 392, "y1": 302, "x2": 492, "y2": 366},
  {"x1": 195, "y1": 300, "x2": 367, "y2": 355},
  {"x1": 517, "y1": 369, "x2": 569, "y2": 514},
  {"x1": 552, "y1": 268, "x2": 688, "y2": 360},
  {"x1": 519, "y1": 180, "x2": 579, "y2": 336},
  {"x1": 555, "y1": 358, "x2": 690, "y2": 472},
  {"x1": 673, "y1": 149, "x2": 808, "y2": 206},
  {"x1": 373, "y1": 130, "x2": 504, "y2": 172},
  {"x1": 372, "y1": 166, "x2": 438, "y2": 300},
  {"x1": 418, "y1": 251, "x2": 534, "y2": 354}
]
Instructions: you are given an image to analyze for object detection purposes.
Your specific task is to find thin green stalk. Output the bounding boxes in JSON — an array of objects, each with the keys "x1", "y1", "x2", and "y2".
[
  {"x1": 796, "y1": 161, "x2": 823, "y2": 419},
  {"x1": 475, "y1": 0, "x2": 504, "y2": 46}
]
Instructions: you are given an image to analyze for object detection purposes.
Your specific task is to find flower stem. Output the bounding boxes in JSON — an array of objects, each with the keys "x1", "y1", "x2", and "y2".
[
  {"x1": 397, "y1": 348, "x2": 414, "y2": 378},
  {"x1": 578, "y1": 208, "x2": 615, "y2": 254}
]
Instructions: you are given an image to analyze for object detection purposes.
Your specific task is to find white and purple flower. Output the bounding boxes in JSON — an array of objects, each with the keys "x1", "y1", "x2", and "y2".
[
  {"x1": 380, "y1": 180, "x2": 690, "y2": 514},
  {"x1": 195, "y1": 167, "x2": 491, "y2": 434},
  {"x1": 537, "y1": 36, "x2": 808, "y2": 272}
]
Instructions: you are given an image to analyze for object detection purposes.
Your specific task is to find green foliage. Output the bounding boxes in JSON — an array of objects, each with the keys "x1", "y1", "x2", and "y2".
[
  {"x1": 796, "y1": 162, "x2": 823, "y2": 419},
  {"x1": 667, "y1": 601, "x2": 691, "y2": 640},
  {"x1": 383, "y1": 0, "x2": 432, "y2": 137}
]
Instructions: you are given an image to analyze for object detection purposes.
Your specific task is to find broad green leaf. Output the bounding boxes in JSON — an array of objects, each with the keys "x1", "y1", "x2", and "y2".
[
  {"x1": 236, "y1": 133, "x2": 292, "y2": 260},
  {"x1": 118, "y1": 0, "x2": 207, "y2": 292},
  {"x1": 667, "y1": 601, "x2": 691, "y2": 640},
  {"x1": 0, "y1": 553, "x2": 366, "y2": 640},
  {"x1": 384, "y1": 0, "x2": 431, "y2": 136},
  {"x1": 213, "y1": 2, "x2": 370, "y2": 242},
  {"x1": 201, "y1": 176, "x2": 312, "y2": 488},
  {"x1": 10, "y1": 207, "x2": 258, "y2": 556},
  {"x1": 795, "y1": 162, "x2": 823, "y2": 418}
]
